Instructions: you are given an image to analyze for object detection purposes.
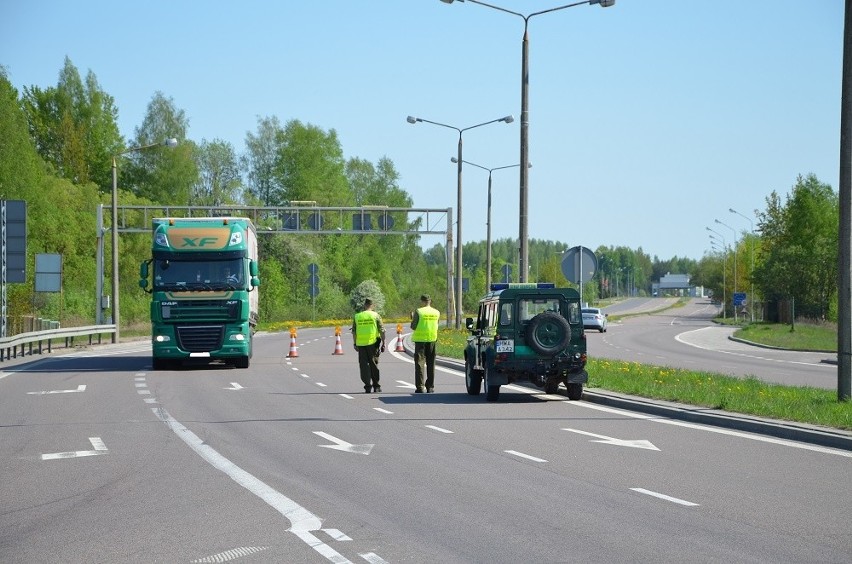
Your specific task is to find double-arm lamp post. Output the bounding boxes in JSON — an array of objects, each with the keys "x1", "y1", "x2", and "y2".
[
  {"x1": 729, "y1": 208, "x2": 755, "y2": 322},
  {"x1": 715, "y1": 218, "x2": 738, "y2": 321},
  {"x1": 707, "y1": 227, "x2": 727, "y2": 318},
  {"x1": 439, "y1": 0, "x2": 615, "y2": 282},
  {"x1": 111, "y1": 138, "x2": 178, "y2": 343},
  {"x1": 407, "y1": 115, "x2": 514, "y2": 328},
  {"x1": 451, "y1": 157, "x2": 530, "y2": 292}
]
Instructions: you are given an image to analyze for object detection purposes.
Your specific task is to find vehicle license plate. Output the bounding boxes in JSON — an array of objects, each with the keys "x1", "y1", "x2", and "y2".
[{"x1": 496, "y1": 339, "x2": 514, "y2": 353}]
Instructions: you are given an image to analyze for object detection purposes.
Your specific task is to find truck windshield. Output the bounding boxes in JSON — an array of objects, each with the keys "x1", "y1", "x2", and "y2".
[{"x1": 154, "y1": 259, "x2": 244, "y2": 289}]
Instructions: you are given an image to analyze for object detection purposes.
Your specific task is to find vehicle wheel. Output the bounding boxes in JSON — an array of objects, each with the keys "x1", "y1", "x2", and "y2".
[
  {"x1": 235, "y1": 355, "x2": 250, "y2": 369},
  {"x1": 484, "y1": 365, "x2": 500, "y2": 402},
  {"x1": 545, "y1": 380, "x2": 560, "y2": 394},
  {"x1": 566, "y1": 383, "x2": 583, "y2": 401},
  {"x1": 152, "y1": 357, "x2": 168, "y2": 371},
  {"x1": 525, "y1": 311, "x2": 571, "y2": 356},
  {"x1": 599, "y1": 327, "x2": 606, "y2": 333},
  {"x1": 465, "y1": 357, "x2": 482, "y2": 395}
]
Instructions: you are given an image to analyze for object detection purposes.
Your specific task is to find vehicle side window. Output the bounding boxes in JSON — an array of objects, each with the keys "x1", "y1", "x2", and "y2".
[{"x1": 567, "y1": 302, "x2": 581, "y2": 324}]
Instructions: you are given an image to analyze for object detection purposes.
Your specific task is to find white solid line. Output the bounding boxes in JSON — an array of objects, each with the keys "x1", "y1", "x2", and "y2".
[
  {"x1": 322, "y1": 528, "x2": 352, "y2": 541},
  {"x1": 27, "y1": 384, "x2": 87, "y2": 395},
  {"x1": 152, "y1": 408, "x2": 351, "y2": 563},
  {"x1": 42, "y1": 437, "x2": 108, "y2": 460},
  {"x1": 504, "y1": 450, "x2": 547, "y2": 463},
  {"x1": 395, "y1": 380, "x2": 417, "y2": 389},
  {"x1": 339, "y1": 394, "x2": 354, "y2": 399},
  {"x1": 631, "y1": 488, "x2": 699, "y2": 507},
  {"x1": 373, "y1": 408, "x2": 393, "y2": 415},
  {"x1": 567, "y1": 399, "x2": 852, "y2": 458},
  {"x1": 425, "y1": 425, "x2": 454, "y2": 434}
]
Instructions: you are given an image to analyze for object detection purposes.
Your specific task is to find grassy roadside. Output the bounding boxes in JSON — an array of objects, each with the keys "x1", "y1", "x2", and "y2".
[{"x1": 435, "y1": 323, "x2": 851, "y2": 431}]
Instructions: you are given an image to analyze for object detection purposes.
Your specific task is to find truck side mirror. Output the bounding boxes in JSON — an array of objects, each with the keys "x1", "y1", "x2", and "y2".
[
  {"x1": 139, "y1": 260, "x2": 150, "y2": 291},
  {"x1": 249, "y1": 261, "x2": 259, "y2": 277},
  {"x1": 465, "y1": 317, "x2": 475, "y2": 331}
]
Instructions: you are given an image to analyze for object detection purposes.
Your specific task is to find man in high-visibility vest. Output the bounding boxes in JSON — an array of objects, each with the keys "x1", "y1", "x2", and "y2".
[
  {"x1": 410, "y1": 294, "x2": 440, "y2": 393},
  {"x1": 352, "y1": 298, "x2": 386, "y2": 393}
]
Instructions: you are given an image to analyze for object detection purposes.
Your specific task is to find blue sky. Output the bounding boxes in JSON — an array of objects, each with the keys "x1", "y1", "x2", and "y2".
[{"x1": 1, "y1": 1, "x2": 843, "y2": 261}]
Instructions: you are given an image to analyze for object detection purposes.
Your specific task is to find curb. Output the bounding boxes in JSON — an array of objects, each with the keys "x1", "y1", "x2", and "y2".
[{"x1": 400, "y1": 335, "x2": 852, "y2": 453}]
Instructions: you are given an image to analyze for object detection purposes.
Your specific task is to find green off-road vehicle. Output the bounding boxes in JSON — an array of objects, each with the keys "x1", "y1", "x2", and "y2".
[{"x1": 464, "y1": 283, "x2": 587, "y2": 401}]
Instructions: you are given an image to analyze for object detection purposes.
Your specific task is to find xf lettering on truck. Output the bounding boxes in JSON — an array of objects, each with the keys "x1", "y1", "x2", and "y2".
[{"x1": 180, "y1": 237, "x2": 220, "y2": 248}]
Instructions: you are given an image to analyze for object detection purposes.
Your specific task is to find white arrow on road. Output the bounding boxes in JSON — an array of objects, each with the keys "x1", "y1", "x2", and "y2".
[
  {"x1": 42, "y1": 437, "x2": 108, "y2": 460},
  {"x1": 28, "y1": 384, "x2": 86, "y2": 395},
  {"x1": 313, "y1": 431, "x2": 374, "y2": 455},
  {"x1": 563, "y1": 428, "x2": 660, "y2": 451},
  {"x1": 225, "y1": 382, "x2": 244, "y2": 390}
]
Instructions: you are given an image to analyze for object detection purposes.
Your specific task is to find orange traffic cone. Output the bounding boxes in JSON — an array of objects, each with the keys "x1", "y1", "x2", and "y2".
[
  {"x1": 332, "y1": 334, "x2": 344, "y2": 355},
  {"x1": 395, "y1": 325, "x2": 405, "y2": 352},
  {"x1": 287, "y1": 332, "x2": 299, "y2": 358}
]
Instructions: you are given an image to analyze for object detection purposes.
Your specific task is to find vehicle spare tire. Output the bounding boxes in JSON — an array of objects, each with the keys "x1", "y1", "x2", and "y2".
[{"x1": 525, "y1": 311, "x2": 571, "y2": 356}]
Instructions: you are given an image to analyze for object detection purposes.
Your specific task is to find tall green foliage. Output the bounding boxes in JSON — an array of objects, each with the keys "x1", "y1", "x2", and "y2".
[{"x1": 754, "y1": 174, "x2": 838, "y2": 320}]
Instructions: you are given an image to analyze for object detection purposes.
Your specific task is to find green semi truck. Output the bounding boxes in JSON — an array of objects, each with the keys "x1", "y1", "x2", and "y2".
[{"x1": 139, "y1": 217, "x2": 260, "y2": 369}]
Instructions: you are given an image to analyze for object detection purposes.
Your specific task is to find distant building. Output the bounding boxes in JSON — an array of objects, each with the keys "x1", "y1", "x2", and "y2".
[{"x1": 651, "y1": 272, "x2": 704, "y2": 298}]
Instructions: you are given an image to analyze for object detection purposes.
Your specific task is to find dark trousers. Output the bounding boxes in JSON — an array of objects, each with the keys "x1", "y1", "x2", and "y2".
[
  {"x1": 357, "y1": 342, "x2": 381, "y2": 388},
  {"x1": 414, "y1": 340, "x2": 437, "y2": 391}
]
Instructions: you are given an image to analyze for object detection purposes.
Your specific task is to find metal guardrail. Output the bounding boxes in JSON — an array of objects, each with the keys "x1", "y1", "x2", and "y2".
[{"x1": 0, "y1": 325, "x2": 116, "y2": 362}]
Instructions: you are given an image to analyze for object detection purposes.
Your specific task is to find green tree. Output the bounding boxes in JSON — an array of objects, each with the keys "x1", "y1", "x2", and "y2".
[
  {"x1": 193, "y1": 138, "x2": 242, "y2": 206},
  {"x1": 754, "y1": 174, "x2": 838, "y2": 320},
  {"x1": 242, "y1": 115, "x2": 284, "y2": 206},
  {"x1": 350, "y1": 279, "x2": 385, "y2": 315},
  {"x1": 124, "y1": 91, "x2": 197, "y2": 205},
  {"x1": 20, "y1": 57, "x2": 122, "y2": 191},
  {"x1": 274, "y1": 120, "x2": 351, "y2": 206}
]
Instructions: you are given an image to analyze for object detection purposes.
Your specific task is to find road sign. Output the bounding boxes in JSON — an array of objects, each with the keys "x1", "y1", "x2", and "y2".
[
  {"x1": 561, "y1": 246, "x2": 597, "y2": 284},
  {"x1": 733, "y1": 292, "x2": 747, "y2": 306},
  {"x1": 501, "y1": 264, "x2": 512, "y2": 283}
]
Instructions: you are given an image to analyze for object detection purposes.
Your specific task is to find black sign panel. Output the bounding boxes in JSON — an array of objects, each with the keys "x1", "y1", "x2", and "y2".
[{"x1": 3, "y1": 200, "x2": 26, "y2": 283}]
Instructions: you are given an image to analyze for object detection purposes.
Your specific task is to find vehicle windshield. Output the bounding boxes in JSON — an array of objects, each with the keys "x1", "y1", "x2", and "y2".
[{"x1": 154, "y1": 258, "x2": 244, "y2": 290}]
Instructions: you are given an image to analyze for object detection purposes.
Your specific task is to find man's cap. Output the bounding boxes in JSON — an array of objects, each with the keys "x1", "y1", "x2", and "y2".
[{"x1": 420, "y1": 294, "x2": 430, "y2": 302}]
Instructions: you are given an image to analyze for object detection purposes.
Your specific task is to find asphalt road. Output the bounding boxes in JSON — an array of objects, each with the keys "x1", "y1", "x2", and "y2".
[
  {"x1": 1, "y1": 327, "x2": 851, "y2": 563},
  {"x1": 591, "y1": 298, "x2": 838, "y2": 389}
]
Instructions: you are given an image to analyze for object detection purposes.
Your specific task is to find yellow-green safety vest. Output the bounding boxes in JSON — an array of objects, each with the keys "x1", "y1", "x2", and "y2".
[
  {"x1": 354, "y1": 310, "x2": 379, "y2": 346},
  {"x1": 412, "y1": 306, "x2": 440, "y2": 342}
]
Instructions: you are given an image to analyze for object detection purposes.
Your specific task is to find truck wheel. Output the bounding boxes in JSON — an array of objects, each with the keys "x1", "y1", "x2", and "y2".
[
  {"x1": 484, "y1": 365, "x2": 500, "y2": 402},
  {"x1": 566, "y1": 383, "x2": 583, "y2": 400},
  {"x1": 545, "y1": 380, "x2": 560, "y2": 394},
  {"x1": 465, "y1": 358, "x2": 482, "y2": 395},
  {"x1": 152, "y1": 357, "x2": 168, "y2": 371},
  {"x1": 235, "y1": 356, "x2": 250, "y2": 369},
  {"x1": 525, "y1": 311, "x2": 571, "y2": 356}
]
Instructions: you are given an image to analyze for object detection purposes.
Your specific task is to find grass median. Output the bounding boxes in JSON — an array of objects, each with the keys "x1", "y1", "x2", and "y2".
[{"x1": 435, "y1": 323, "x2": 851, "y2": 431}]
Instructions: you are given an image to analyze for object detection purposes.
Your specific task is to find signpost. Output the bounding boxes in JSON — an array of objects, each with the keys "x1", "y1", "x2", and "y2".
[{"x1": 561, "y1": 246, "x2": 597, "y2": 304}]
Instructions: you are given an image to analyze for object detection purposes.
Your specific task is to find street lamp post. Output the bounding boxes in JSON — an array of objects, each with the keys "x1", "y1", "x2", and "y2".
[
  {"x1": 715, "y1": 218, "x2": 738, "y2": 321},
  {"x1": 729, "y1": 207, "x2": 755, "y2": 322},
  {"x1": 439, "y1": 0, "x2": 615, "y2": 282},
  {"x1": 707, "y1": 227, "x2": 727, "y2": 319},
  {"x1": 111, "y1": 138, "x2": 178, "y2": 343},
  {"x1": 407, "y1": 114, "x2": 514, "y2": 328},
  {"x1": 451, "y1": 157, "x2": 530, "y2": 292}
]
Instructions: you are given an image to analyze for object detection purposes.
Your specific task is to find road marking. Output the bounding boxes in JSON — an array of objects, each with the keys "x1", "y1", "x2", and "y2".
[
  {"x1": 301, "y1": 373, "x2": 310, "y2": 378},
  {"x1": 505, "y1": 450, "x2": 547, "y2": 463},
  {"x1": 631, "y1": 488, "x2": 699, "y2": 507},
  {"x1": 154, "y1": 408, "x2": 369, "y2": 563},
  {"x1": 191, "y1": 546, "x2": 270, "y2": 563},
  {"x1": 373, "y1": 408, "x2": 393, "y2": 415},
  {"x1": 42, "y1": 437, "x2": 108, "y2": 460},
  {"x1": 322, "y1": 529, "x2": 351, "y2": 541},
  {"x1": 425, "y1": 425, "x2": 454, "y2": 434},
  {"x1": 137, "y1": 389, "x2": 151, "y2": 395},
  {"x1": 135, "y1": 382, "x2": 147, "y2": 388},
  {"x1": 314, "y1": 431, "x2": 374, "y2": 455},
  {"x1": 395, "y1": 380, "x2": 417, "y2": 389},
  {"x1": 316, "y1": 382, "x2": 328, "y2": 388},
  {"x1": 568, "y1": 400, "x2": 852, "y2": 458},
  {"x1": 339, "y1": 394, "x2": 354, "y2": 399},
  {"x1": 143, "y1": 397, "x2": 158, "y2": 404},
  {"x1": 225, "y1": 382, "x2": 244, "y2": 390},
  {"x1": 27, "y1": 384, "x2": 86, "y2": 395},
  {"x1": 563, "y1": 428, "x2": 660, "y2": 450},
  {"x1": 675, "y1": 327, "x2": 831, "y2": 368},
  {"x1": 360, "y1": 553, "x2": 389, "y2": 564}
]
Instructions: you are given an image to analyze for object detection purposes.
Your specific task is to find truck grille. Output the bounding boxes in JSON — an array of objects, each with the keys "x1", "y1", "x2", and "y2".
[
  {"x1": 162, "y1": 299, "x2": 239, "y2": 322},
  {"x1": 176, "y1": 325, "x2": 224, "y2": 352}
]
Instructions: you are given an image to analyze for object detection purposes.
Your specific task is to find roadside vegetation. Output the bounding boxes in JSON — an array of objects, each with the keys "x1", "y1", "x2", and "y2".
[{"x1": 434, "y1": 322, "x2": 851, "y2": 431}]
